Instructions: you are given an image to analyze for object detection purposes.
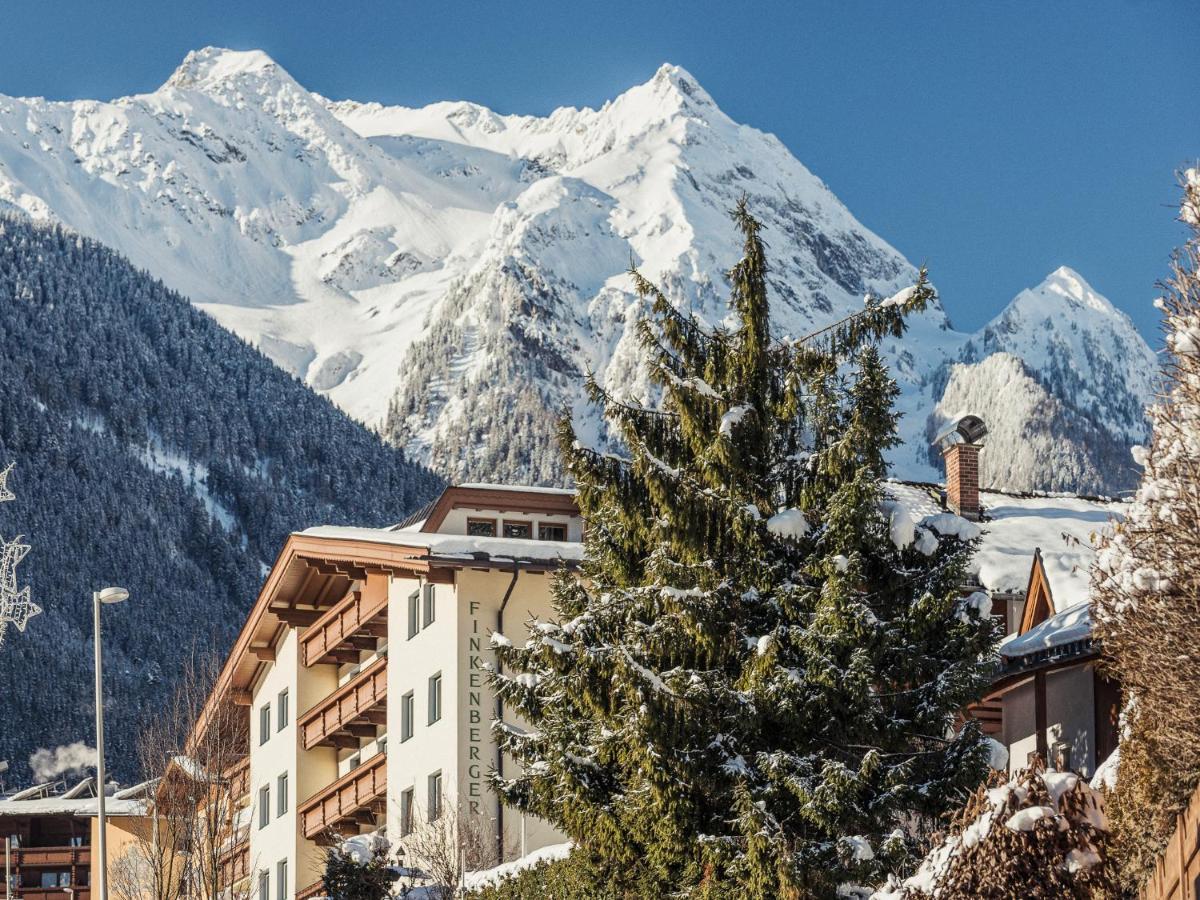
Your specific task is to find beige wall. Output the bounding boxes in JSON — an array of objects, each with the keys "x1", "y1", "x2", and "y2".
[
  {"x1": 249, "y1": 626, "x2": 339, "y2": 896},
  {"x1": 1001, "y1": 662, "x2": 1099, "y2": 777},
  {"x1": 386, "y1": 565, "x2": 567, "y2": 866},
  {"x1": 90, "y1": 815, "x2": 155, "y2": 898}
]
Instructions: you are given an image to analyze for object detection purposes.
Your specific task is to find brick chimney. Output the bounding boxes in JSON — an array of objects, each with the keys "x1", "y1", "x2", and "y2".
[
  {"x1": 944, "y1": 442, "x2": 982, "y2": 520},
  {"x1": 935, "y1": 415, "x2": 987, "y2": 521}
]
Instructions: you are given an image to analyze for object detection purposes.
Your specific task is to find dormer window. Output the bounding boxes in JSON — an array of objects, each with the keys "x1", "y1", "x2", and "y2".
[
  {"x1": 503, "y1": 520, "x2": 532, "y2": 539},
  {"x1": 538, "y1": 523, "x2": 567, "y2": 542},
  {"x1": 467, "y1": 518, "x2": 497, "y2": 537}
]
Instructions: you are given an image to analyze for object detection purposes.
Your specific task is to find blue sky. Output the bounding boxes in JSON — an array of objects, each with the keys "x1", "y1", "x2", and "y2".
[{"x1": 0, "y1": 0, "x2": 1195, "y2": 338}]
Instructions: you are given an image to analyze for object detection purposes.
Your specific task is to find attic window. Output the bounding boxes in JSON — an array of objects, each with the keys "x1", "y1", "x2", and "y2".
[
  {"x1": 503, "y1": 520, "x2": 532, "y2": 539},
  {"x1": 538, "y1": 523, "x2": 566, "y2": 542},
  {"x1": 467, "y1": 518, "x2": 497, "y2": 537}
]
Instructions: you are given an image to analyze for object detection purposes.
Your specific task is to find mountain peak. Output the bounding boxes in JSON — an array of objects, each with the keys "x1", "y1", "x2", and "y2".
[
  {"x1": 1025, "y1": 265, "x2": 1118, "y2": 316},
  {"x1": 610, "y1": 62, "x2": 718, "y2": 121},
  {"x1": 162, "y1": 47, "x2": 291, "y2": 93}
]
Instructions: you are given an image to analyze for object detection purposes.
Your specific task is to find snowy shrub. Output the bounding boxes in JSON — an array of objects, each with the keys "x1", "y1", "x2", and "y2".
[
  {"x1": 871, "y1": 759, "x2": 1113, "y2": 899},
  {"x1": 1091, "y1": 170, "x2": 1200, "y2": 891}
]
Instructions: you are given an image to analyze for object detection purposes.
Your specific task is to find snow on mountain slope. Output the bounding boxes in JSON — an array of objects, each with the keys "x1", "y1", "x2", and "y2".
[
  {"x1": 927, "y1": 268, "x2": 1156, "y2": 494},
  {"x1": 0, "y1": 48, "x2": 1157, "y2": 491}
]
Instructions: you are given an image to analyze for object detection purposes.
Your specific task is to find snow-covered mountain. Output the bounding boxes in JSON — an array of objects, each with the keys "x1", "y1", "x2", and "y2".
[
  {"x1": 0, "y1": 48, "x2": 1156, "y2": 492},
  {"x1": 930, "y1": 267, "x2": 1157, "y2": 494}
]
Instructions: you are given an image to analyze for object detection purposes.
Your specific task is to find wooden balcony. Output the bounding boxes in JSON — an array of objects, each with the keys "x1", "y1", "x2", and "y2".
[
  {"x1": 218, "y1": 836, "x2": 249, "y2": 890},
  {"x1": 298, "y1": 753, "x2": 387, "y2": 842},
  {"x1": 13, "y1": 890, "x2": 90, "y2": 899},
  {"x1": 12, "y1": 845, "x2": 91, "y2": 867},
  {"x1": 226, "y1": 754, "x2": 250, "y2": 800},
  {"x1": 301, "y1": 572, "x2": 389, "y2": 667},
  {"x1": 297, "y1": 880, "x2": 326, "y2": 900},
  {"x1": 299, "y1": 656, "x2": 387, "y2": 750}
]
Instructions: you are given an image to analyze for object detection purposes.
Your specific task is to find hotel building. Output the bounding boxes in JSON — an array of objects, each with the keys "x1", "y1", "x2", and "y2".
[{"x1": 205, "y1": 483, "x2": 581, "y2": 898}]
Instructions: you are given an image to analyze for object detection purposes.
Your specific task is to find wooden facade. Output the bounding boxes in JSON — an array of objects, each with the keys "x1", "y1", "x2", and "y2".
[
  {"x1": 297, "y1": 753, "x2": 388, "y2": 842},
  {"x1": 299, "y1": 655, "x2": 388, "y2": 750},
  {"x1": 0, "y1": 815, "x2": 92, "y2": 898},
  {"x1": 1141, "y1": 779, "x2": 1200, "y2": 900}
]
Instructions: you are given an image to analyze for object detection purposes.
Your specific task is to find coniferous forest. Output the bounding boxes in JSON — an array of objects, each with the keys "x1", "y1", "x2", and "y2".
[{"x1": 0, "y1": 216, "x2": 442, "y2": 786}]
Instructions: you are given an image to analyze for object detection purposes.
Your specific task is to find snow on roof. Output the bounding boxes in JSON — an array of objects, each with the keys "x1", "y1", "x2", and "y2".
[
  {"x1": 887, "y1": 482, "x2": 1122, "y2": 611},
  {"x1": 1000, "y1": 601, "x2": 1093, "y2": 657},
  {"x1": 0, "y1": 787, "x2": 146, "y2": 817},
  {"x1": 456, "y1": 482, "x2": 576, "y2": 497},
  {"x1": 300, "y1": 525, "x2": 584, "y2": 565}
]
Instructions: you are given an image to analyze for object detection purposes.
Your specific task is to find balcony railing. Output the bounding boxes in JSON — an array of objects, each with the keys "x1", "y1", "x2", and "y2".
[
  {"x1": 12, "y1": 845, "x2": 91, "y2": 867},
  {"x1": 299, "y1": 656, "x2": 387, "y2": 750},
  {"x1": 298, "y1": 752, "x2": 387, "y2": 842},
  {"x1": 297, "y1": 880, "x2": 326, "y2": 899},
  {"x1": 300, "y1": 575, "x2": 388, "y2": 667},
  {"x1": 218, "y1": 836, "x2": 249, "y2": 890}
]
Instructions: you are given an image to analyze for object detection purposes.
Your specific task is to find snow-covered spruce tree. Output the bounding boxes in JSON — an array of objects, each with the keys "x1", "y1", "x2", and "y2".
[
  {"x1": 321, "y1": 836, "x2": 395, "y2": 900},
  {"x1": 489, "y1": 202, "x2": 998, "y2": 898},
  {"x1": 1092, "y1": 169, "x2": 1200, "y2": 890}
]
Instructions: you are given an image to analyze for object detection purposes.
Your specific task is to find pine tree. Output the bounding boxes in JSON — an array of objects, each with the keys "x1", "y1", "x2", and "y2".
[
  {"x1": 321, "y1": 841, "x2": 395, "y2": 900},
  {"x1": 490, "y1": 201, "x2": 997, "y2": 898}
]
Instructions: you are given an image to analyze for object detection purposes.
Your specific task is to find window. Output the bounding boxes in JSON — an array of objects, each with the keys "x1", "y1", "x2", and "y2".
[
  {"x1": 41, "y1": 872, "x2": 71, "y2": 888},
  {"x1": 428, "y1": 672, "x2": 442, "y2": 724},
  {"x1": 348, "y1": 752, "x2": 361, "y2": 771},
  {"x1": 503, "y1": 520, "x2": 532, "y2": 539},
  {"x1": 407, "y1": 591, "x2": 419, "y2": 639},
  {"x1": 276, "y1": 773, "x2": 288, "y2": 816},
  {"x1": 276, "y1": 859, "x2": 287, "y2": 900},
  {"x1": 1051, "y1": 741, "x2": 1072, "y2": 773},
  {"x1": 422, "y1": 583, "x2": 436, "y2": 627},
  {"x1": 258, "y1": 871, "x2": 269, "y2": 900},
  {"x1": 467, "y1": 518, "x2": 497, "y2": 537},
  {"x1": 258, "y1": 785, "x2": 270, "y2": 828},
  {"x1": 401, "y1": 691, "x2": 414, "y2": 741},
  {"x1": 538, "y1": 522, "x2": 567, "y2": 541},
  {"x1": 259, "y1": 703, "x2": 271, "y2": 745},
  {"x1": 400, "y1": 787, "x2": 415, "y2": 836},
  {"x1": 377, "y1": 736, "x2": 387, "y2": 756},
  {"x1": 277, "y1": 690, "x2": 289, "y2": 730},
  {"x1": 428, "y1": 771, "x2": 443, "y2": 821}
]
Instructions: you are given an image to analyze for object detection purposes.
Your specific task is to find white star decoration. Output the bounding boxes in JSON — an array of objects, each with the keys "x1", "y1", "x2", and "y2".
[{"x1": 0, "y1": 464, "x2": 38, "y2": 647}]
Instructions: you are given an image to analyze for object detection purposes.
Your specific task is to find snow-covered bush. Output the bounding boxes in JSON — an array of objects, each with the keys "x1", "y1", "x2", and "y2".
[
  {"x1": 870, "y1": 759, "x2": 1112, "y2": 899},
  {"x1": 1091, "y1": 169, "x2": 1200, "y2": 889}
]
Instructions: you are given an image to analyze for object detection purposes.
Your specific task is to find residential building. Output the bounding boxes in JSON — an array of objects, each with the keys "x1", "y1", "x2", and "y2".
[
  {"x1": 0, "y1": 776, "x2": 151, "y2": 899},
  {"x1": 198, "y1": 419, "x2": 1126, "y2": 896},
  {"x1": 201, "y1": 483, "x2": 582, "y2": 897}
]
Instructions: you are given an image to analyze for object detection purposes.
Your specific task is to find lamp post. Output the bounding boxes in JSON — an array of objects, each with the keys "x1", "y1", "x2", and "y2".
[{"x1": 93, "y1": 586, "x2": 129, "y2": 900}]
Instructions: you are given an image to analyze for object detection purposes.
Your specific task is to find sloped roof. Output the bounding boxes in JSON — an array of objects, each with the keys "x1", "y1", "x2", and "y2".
[{"x1": 887, "y1": 481, "x2": 1123, "y2": 611}]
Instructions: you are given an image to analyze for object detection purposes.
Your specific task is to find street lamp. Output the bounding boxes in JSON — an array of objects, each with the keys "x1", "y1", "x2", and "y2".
[{"x1": 93, "y1": 586, "x2": 128, "y2": 900}]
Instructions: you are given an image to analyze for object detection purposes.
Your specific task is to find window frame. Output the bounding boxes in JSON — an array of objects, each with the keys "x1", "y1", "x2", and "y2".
[
  {"x1": 259, "y1": 703, "x2": 271, "y2": 745},
  {"x1": 401, "y1": 691, "x2": 414, "y2": 742},
  {"x1": 277, "y1": 689, "x2": 289, "y2": 730},
  {"x1": 276, "y1": 859, "x2": 287, "y2": 900},
  {"x1": 258, "y1": 870, "x2": 269, "y2": 900},
  {"x1": 407, "y1": 590, "x2": 419, "y2": 640},
  {"x1": 276, "y1": 772, "x2": 288, "y2": 816},
  {"x1": 400, "y1": 786, "x2": 415, "y2": 836},
  {"x1": 428, "y1": 672, "x2": 442, "y2": 724},
  {"x1": 422, "y1": 583, "x2": 436, "y2": 628},
  {"x1": 466, "y1": 517, "x2": 497, "y2": 537},
  {"x1": 428, "y1": 771, "x2": 443, "y2": 821},
  {"x1": 502, "y1": 519, "x2": 532, "y2": 539},
  {"x1": 258, "y1": 785, "x2": 270, "y2": 829},
  {"x1": 537, "y1": 522, "x2": 567, "y2": 542}
]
